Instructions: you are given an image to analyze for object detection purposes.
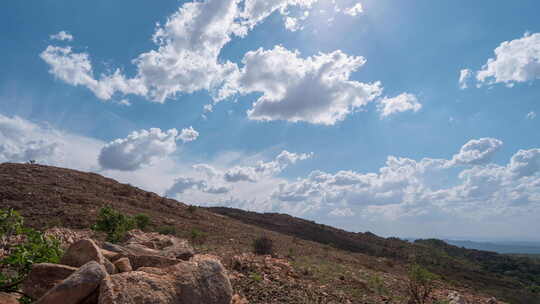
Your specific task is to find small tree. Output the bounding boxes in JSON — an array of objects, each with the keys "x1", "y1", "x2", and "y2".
[
  {"x1": 134, "y1": 213, "x2": 150, "y2": 230},
  {"x1": 92, "y1": 206, "x2": 135, "y2": 243},
  {"x1": 407, "y1": 264, "x2": 439, "y2": 304},
  {"x1": 190, "y1": 228, "x2": 207, "y2": 245},
  {"x1": 0, "y1": 209, "x2": 63, "y2": 297},
  {"x1": 253, "y1": 236, "x2": 273, "y2": 255}
]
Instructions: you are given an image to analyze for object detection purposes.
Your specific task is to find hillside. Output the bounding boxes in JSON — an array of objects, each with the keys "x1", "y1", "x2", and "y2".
[{"x1": 1, "y1": 162, "x2": 539, "y2": 303}]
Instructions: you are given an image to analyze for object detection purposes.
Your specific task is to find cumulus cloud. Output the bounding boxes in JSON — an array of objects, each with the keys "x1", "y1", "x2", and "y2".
[
  {"x1": 343, "y1": 3, "x2": 363, "y2": 16},
  {"x1": 40, "y1": 46, "x2": 147, "y2": 100},
  {"x1": 526, "y1": 111, "x2": 537, "y2": 120},
  {"x1": 178, "y1": 127, "x2": 199, "y2": 143},
  {"x1": 476, "y1": 32, "x2": 540, "y2": 86},
  {"x1": 98, "y1": 127, "x2": 197, "y2": 171},
  {"x1": 0, "y1": 114, "x2": 103, "y2": 169},
  {"x1": 234, "y1": 46, "x2": 382, "y2": 125},
  {"x1": 165, "y1": 150, "x2": 312, "y2": 199},
  {"x1": 459, "y1": 68, "x2": 472, "y2": 89},
  {"x1": 449, "y1": 137, "x2": 503, "y2": 166},
  {"x1": 41, "y1": 0, "x2": 322, "y2": 104},
  {"x1": 50, "y1": 31, "x2": 73, "y2": 41},
  {"x1": 377, "y1": 93, "x2": 422, "y2": 118}
]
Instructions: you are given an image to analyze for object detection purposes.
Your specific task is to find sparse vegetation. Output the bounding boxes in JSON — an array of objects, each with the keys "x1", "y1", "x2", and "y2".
[
  {"x1": 92, "y1": 206, "x2": 136, "y2": 243},
  {"x1": 0, "y1": 209, "x2": 63, "y2": 296},
  {"x1": 134, "y1": 213, "x2": 150, "y2": 230},
  {"x1": 156, "y1": 225, "x2": 177, "y2": 236},
  {"x1": 189, "y1": 228, "x2": 207, "y2": 245},
  {"x1": 368, "y1": 274, "x2": 387, "y2": 295},
  {"x1": 253, "y1": 236, "x2": 273, "y2": 255},
  {"x1": 407, "y1": 264, "x2": 438, "y2": 304}
]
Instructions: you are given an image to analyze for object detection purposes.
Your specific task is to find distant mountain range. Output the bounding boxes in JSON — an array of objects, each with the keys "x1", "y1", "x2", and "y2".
[{"x1": 444, "y1": 239, "x2": 540, "y2": 254}]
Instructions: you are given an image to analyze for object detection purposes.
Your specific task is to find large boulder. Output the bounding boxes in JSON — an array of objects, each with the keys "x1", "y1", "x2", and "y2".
[
  {"x1": 22, "y1": 263, "x2": 77, "y2": 300},
  {"x1": 0, "y1": 292, "x2": 19, "y2": 304},
  {"x1": 61, "y1": 239, "x2": 106, "y2": 268},
  {"x1": 36, "y1": 261, "x2": 107, "y2": 304},
  {"x1": 99, "y1": 255, "x2": 232, "y2": 304}
]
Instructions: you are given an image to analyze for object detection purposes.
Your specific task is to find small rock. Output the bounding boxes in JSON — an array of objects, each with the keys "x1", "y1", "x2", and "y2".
[
  {"x1": 448, "y1": 291, "x2": 468, "y2": 304},
  {"x1": 128, "y1": 254, "x2": 180, "y2": 270},
  {"x1": 114, "y1": 257, "x2": 132, "y2": 273},
  {"x1": 231, "y1": 294, "x2": 249, "y2": 304},
  {"x1": 101, "y1": 242, "x2": 129, "y2": 254},
  {"x1": 36, "y1": 261, "x2": 107, "y2": 304},
  {"x1": 101, "y1": 249, "x2": 120, "y2": 261},
  {"x1": 0, "y1": 292, "x2": 19, "y2": 304},
  {"x1": 487, "y1": 297, "x2": 497, "y2": 304},
  {"x1": 104, "y1": 258, "x2": 117, "y2": 274},
  {"x1": 22, "y1": 263, "x2": 77, "y2": 300},
  {"x1": 61, "y1": 239, "x2": 105, "y2": 267}
]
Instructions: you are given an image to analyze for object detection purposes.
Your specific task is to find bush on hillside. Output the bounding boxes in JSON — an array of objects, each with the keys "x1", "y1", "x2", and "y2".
[
  {"x1": 134, "y1": 213, "x2": 150, "y2": 230},
  {"x1": 189, "y1": 228, "x2": 207, "y2": 245},
  {"x1": 407, "y1": 264, "x2": 439, "y2": 304},
  {"x1": 0, "y1": 209, "x2": 63, "y2": 296},
  {"x1": 92, "y1": 206, "x2": 136, "y2": 243},
  {"x1": 156, "y1": 225, "x2": 177, "y2": 236},
  {"x1": 253, "y1": 236, "x2": 273, "y2": 255}
]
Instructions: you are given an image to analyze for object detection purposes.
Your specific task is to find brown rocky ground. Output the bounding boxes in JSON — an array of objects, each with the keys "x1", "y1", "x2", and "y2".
[{"x1": 0, "y1": 163, "x2": 523, "y2": 303}]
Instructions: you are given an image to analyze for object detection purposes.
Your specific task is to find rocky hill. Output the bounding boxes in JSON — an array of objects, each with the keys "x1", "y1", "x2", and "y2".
[{"x1": 1, "y1": 162, "x2": 538, "y2": 303}]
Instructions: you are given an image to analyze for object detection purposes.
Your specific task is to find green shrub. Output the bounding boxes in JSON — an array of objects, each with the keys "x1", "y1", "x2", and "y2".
[
  {"x1": 157, "y1": 225, "x2": 177, "y2": 236},
  {"x1": 134, "y1": 213, "x2": 150, "y2": 230},
  {"x1": 0, "y1": 209, "x2": 63, "y2": 296},
  {"x1": 368, "y1": 274, "x2": 387, "y2": 295},
  {"x1": 407, "y1": 264, "x2": 439, "y2": 304},
  {"x1": 253, "y1": 236, "x2": 273, "y2": 255},
  {"x1": 189, "y1": 228, "x2": 207, "y2": 245},
  {"x1": 92, "y1": 206, "x2": 136, "y2": 243}
]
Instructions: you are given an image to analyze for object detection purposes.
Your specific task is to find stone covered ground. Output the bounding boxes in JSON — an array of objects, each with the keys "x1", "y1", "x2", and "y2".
[{"x1": 2, "y1": 227, "x2": 502, "y2": 304}]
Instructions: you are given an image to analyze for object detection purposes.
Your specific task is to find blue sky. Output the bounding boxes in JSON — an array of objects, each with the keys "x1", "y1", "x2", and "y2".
[{"x1": 1, "y1": 0, "x2": 539, "y2": 241}]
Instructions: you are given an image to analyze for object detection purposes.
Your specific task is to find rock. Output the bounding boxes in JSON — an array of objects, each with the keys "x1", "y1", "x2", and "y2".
[
  {"x1": 486, "y1": 298, "x2": 497, "y2": 304},
  {"x1": 101, "y1": 249, "x2": 120, "y2": 261},
  {"x1": 448, "y1": 291, "x2": 468, "y2": 304},
  {"x1": 99, "y1": 255, "x2": 232, "y2": 304},
  {"x1": 128, "y1": 254, "x2": 180, "y2": 270},
  {"x1": 22, "y1": 263, "x2": 77, "y2": 300},
  {"x1": 114, "y1": 258, "x2": 132, "y2": 273},
  {"x1": 231, "y1": 294, "x2": 249, "y2": 304},
  {"x1": 0, "y1": 292, "x2": 19, "y2": 304},
  {"x1": 36, "y1": 261, "x2": 107, "y2": 304},
  {"x1": 101, "y1": 242, "x2": 129, "y2": 254},
  {"x1": 123, "y1": 230, "x2": 194, "y2": 260},
  {"x1": 104, "y1": 258, "x2": 117, "y2": 274},
  {"x1": 61, "y1": 239, "x2": 105, "y2": 267}
]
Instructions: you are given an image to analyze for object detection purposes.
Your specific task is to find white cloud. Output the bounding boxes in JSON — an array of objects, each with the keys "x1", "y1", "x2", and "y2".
[
  {"x1": 476, "y1": 32, "x2": 540, "y2": 86},
  {"x1": 377, "y1": 93, "x2": 422, "y2": 118},
  {"x1": 178, "y1": 127, "x2": 199, "y2": 143},
  {"x1": 343, "y1": 3, "x2": 363, "y2": 16},
  {"x1": 526, "y1": 111, "x2": 537, "y2": 120},
  {"x1": 98, "y1": 128, "x2": 194, "y2": 171},
  {"x1": 40, "y1": 46, "x2": 147, "y2": 100},
  {"x1": 459, "y1": 68, "x2": 472, "y2": 89},
  {"x1": 449, "y1": 137, "x2": 503, "y2": 166},
  {"x1": 41, "y1": 0, "x2": 322, "y2": 104},
  {"x1": 165, "y1": 150, "x2": 311, "y2": 200},
  {"x1": 50, "y1": 31, "x2": 73, "y2": 41},
  {"x1": 0, "y1": 114, "x2": 102, "y2": 170},
  {"x1": 235, "y1": 46, "x2": 382, "y2": 125}
]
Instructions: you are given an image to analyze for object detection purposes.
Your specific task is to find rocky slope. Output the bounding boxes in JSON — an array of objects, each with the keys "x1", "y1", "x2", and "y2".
[{"x1": 1, "y1": 162, "x2": 535, "y2": 303}]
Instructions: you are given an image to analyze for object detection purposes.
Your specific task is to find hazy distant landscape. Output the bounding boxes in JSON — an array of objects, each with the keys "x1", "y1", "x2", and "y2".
[{"x1": 444, "y1": 240, "x2": 540, "y2": 255}]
